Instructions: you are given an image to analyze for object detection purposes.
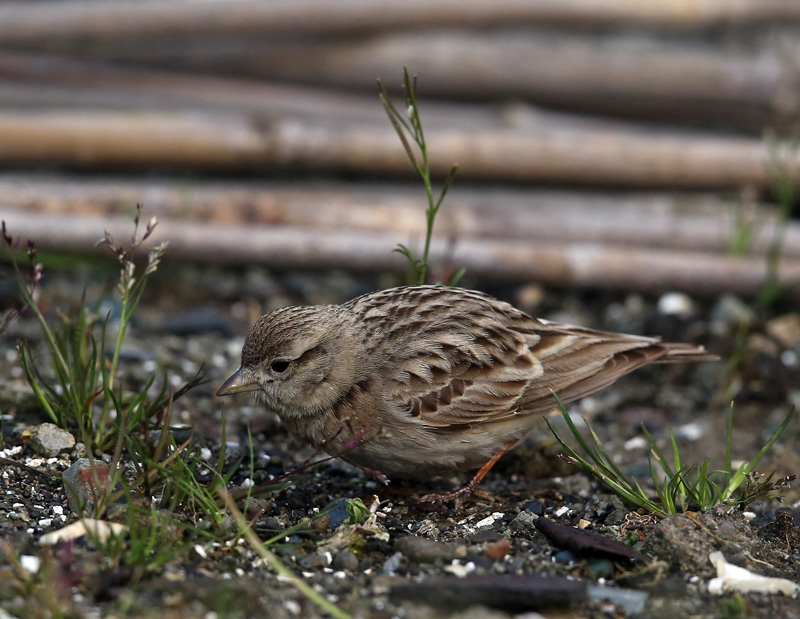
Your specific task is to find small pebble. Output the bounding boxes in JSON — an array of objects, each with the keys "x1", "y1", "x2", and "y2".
[
  {"x1": 510, "y1": 511, "x2": 536, "y2": 533},
  {"x1": 382, "y1": 551, "x2": 403, "y2": 573},
  {"x1": 657, "y1": 292, "x2": 694, "y2": 317},
  {"x1": 20, "y1": 555, "x2": 41, "y2": 574},
  {"x1": 30, "y1": 423, "x2": 75, "y2": 457},
  {"x1": 332, "y1": 550, "x2": 359, "y2": 571},
  {"x1": 523, "y1": 500, "x2": 544, "y2": 515},
  {"x1": 486, "y1": 538, "x2": 511, "y2": 561}
]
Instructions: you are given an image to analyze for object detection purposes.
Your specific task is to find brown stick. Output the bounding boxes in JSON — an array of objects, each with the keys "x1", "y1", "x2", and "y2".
[
  {"x1": 3, "y1": 209, "x2": 798, "y2": 298},
  {"x1": 2, "y1": 175, "x2": 797, "y2": 258},
  {"x1": 1, "y1": 0, "x2": 799, "y2": 47},
  {"x1": 0, "y1": 109, "x2": 792, "y2": 188}
]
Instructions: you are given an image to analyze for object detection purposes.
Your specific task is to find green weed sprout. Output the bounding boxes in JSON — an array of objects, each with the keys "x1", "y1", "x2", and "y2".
[
  {"x1": 2, "y1": 207, "x2": 203, "y2": 451},
  {"x1": 378, "y1": 67, "x2": 462, "y2": 285},
  {"x1": 546, "y1": 394, "x2": 795, "y2": 517}
]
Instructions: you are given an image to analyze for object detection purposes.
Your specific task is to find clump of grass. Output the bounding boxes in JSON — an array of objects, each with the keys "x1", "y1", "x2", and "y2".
[
  {"x1": 546, "y1": 394, "x2": 795, "y2": 518},
  {"x1": 2, "y1": 207, "x2": 202, "y2": 452},
  {"x1": 2, "y1": 210, "x2": 354, "y2": 617},
  {"x1": 378, "y1": 67, "x2": 463, "y2": 285}
]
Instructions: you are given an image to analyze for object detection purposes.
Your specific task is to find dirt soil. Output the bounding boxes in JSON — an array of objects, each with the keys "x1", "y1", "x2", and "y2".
[{"x1": 1, "y1": 262, "x2": 800, "y2": 618}]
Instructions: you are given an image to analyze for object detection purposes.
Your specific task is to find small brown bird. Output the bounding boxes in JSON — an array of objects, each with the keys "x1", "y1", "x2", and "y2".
[{"x1": 218, "y1": 285, "x2": 716, "y2": 501}]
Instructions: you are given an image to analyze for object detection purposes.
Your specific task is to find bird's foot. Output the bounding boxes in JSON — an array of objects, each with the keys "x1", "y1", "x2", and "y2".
[{"x1": 418, "y1": 485, "x2": 500, "y2": 509}]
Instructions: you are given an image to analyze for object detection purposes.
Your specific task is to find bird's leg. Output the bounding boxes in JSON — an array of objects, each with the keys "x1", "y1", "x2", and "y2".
[{"x1": 419, "y1": 440, "x2": 518, "y2": 507}]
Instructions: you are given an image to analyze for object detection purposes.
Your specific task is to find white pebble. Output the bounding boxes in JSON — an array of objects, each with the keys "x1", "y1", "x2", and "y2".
[
  {"x1": 658, "y1": 292, "x2": 694, "y2": 317},
  {"x1": 444, "y1": 560, "x2": 475, "y2": 578},
  {"x1": 624, "y1": 436, "x2": 648, "y2": 451},
  {"x1": 781, "y1": 350, "x2": 799, "y2": 368},
  {"x1": 21, "y1": 555, "x2": 41, "y2": 574},
  {"x1": 475, "y1": 512, "x2": 505, "y2": 529},
  {"x1": 674, "y1": 422, "x2": 703, "y2": 441}
]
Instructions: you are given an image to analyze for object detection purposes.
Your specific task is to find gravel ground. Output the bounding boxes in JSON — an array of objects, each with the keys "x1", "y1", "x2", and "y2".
[{"x1": 1, "y1": 262, "x2": 800, "y2": 618}]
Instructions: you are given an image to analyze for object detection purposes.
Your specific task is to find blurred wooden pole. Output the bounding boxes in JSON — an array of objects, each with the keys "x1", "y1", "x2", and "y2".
[
  {"x1": 0, "y1": 109, "x2": 794, "y2": 188},
  {"x1": 206, "y1": 32, "x2": 797, "y2": 130},
  {"x1": 1, "y1": 176, "x2": 798, "y2": 258},
  {"x1": 3, "y1": 209, "x2": 799, "y2": 298},
  {"x1": 1, "y1": 0, "x2": 800, "y2": 48}
]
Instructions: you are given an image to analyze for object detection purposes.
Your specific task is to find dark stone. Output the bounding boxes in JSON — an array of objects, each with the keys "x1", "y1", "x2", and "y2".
[
  {"x1": 326, "y1": 497, "x2": 351, "y2": 530},
  {"x1": 524, "y1": 500, "x2": 544, "y2": 515},
  {"x1": 332, "y1": 549, "x2": 359, "y2": 571}
]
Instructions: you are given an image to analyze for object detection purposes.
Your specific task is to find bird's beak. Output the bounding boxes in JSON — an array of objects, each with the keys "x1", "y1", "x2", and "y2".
[{"x1": 216, "y1": 368, "x2": 260, "y2": 397}]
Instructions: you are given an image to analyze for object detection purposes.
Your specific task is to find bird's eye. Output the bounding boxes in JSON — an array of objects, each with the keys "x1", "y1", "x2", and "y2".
[{"x1": 270, "y1": 360, "x2": 290, "y2": 374}]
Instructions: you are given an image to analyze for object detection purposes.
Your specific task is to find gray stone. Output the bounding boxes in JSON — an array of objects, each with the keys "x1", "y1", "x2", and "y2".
[
  {"x1": 30, "y1": 423, "x2": 75, "y2": 457},
  {"x1": 395, "y1": 535, "x2": 459, "y2": 563},
  {"x1": 509, "y1": 510, "x2": 536, "y2": 533},
  {"x1": 332, "y1": 549, "x2": 360, "y2": 571}
]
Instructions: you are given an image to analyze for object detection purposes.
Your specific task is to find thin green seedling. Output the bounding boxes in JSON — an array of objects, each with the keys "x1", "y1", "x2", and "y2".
[
  {"x1": 546, "y1": 393, "x2": 795, "y2": 516},
  {"x1": 377, "y1": 67, "x2": 462, "y2": 286},
  {"x1": 344, "y1": 497, "x2": 370, "y2": 525},
  {"x1": 3, "y1": 208, "x2": 205, "y2": 451},
  {"x1": 82, "y1": 500, "x2": 208, "y2": 582}
]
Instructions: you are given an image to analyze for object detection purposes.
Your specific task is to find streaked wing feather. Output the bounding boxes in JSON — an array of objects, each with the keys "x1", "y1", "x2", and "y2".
[{"x1": 347, "y1": 285, "x2": 713, "y2": 431}]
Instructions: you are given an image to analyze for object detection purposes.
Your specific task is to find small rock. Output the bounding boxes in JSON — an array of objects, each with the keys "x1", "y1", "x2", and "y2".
[
  {"x1": 395, "y1": 535, "x2": 459, "y2": 564},
  {"x1": 298, "y1": 553, "x2": 326, "y2": 569},
  {"x1": 766, "y1": 313, "x2": 800, "y2": 348},
  {"x1": 510, "y1": 511, "x2": 536, "y2": 533},
  {"x1": 554, "y1": 550, "x2": 578, "y2": 564},
  {"x1": 29, "y1": 423, "x2": 75, "y2": 457},
  {"x1": 62, "y1": 458, "x2": 114, "y2": 516},
  {"x1": 657, "y1": 292, "x2": 694, "y2": 317},
  {"x1": 326, "y1": 498, "x2": 351, "y2": 530},
  {"x1": 523, "y1": 500, "x2": 544, "y2": 516},
  {"x1": 382, "y1": 551, "x2": 403, "y2": 573},
  {"x1": 586, "y1": 559, "x2": 614, "y2": 579},
  {"x1": 486, "y1": 538, "x2": 511, "y2": 561},
  {"x1": 332, "y1": 549, "x2": 360, "y2": 571},
  {"x1": 588, "y1": 584, "x2": 648, "y2": 615}
]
